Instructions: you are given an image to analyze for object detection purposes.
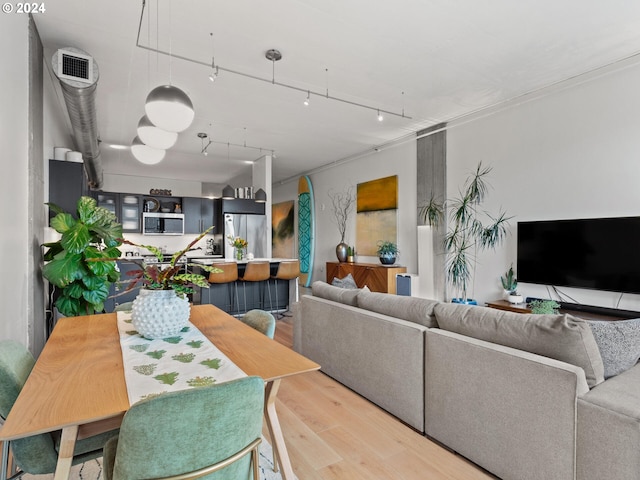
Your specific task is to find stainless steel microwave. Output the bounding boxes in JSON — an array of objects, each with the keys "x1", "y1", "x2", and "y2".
[{"x1": 142, "y1": 212, "x2": 185, "y2": 235}]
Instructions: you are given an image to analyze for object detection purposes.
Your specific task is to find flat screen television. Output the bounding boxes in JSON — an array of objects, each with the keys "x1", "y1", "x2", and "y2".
[{"x1": 517, "y1": 216, "x2": 640, "y2": 294}]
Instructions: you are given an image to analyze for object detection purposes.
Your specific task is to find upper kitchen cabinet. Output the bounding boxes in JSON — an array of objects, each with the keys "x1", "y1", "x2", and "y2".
[
  {"x1": 120, "y1": 194, "x2": 143, "y2": 232},
  {"x1": 221, "y1": 198, "x2": 265, "y2": 215},
  {"x1": 49, "y1": 159, "x2": 88, "y2": 219},
  {"x1": 93, "y1": 192, "x2": 118, "y2": 216},
  {"x1": 183, "y1": 197, "x2": 217, "y2": 234}
]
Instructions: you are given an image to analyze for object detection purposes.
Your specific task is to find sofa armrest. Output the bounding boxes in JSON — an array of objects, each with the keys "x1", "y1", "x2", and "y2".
[
  {"x1": 425, "y1": 328, "x2": 589, "y2": 480},
  {"x1": 298, "y1": 295, "x2": 427, "y2": 431},
  {"x1": 577, "y1": 363, "x2": 640, "y2": 480}
]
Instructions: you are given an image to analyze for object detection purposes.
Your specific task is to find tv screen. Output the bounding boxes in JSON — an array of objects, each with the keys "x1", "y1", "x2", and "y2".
[{"x1": 517, "y1": 216, "x2": 640, "y2": 294}]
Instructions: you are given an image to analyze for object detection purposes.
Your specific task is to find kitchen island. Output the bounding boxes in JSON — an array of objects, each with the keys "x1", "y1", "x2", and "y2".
[{"x1": 192, "y1": 258, "x2": 299, "y2": 316}]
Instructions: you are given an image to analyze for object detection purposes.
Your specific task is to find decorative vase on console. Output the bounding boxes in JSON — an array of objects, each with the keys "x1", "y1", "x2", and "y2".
[
  {"x1": 336, "y1": 242, "x2": 348, "y2": 263},
  {"x1": 329, "y1": 186, "x2": 355, "y2": 263},
  {"x1": 236, "y1": 248, "x2": 244, "y2": 261}
]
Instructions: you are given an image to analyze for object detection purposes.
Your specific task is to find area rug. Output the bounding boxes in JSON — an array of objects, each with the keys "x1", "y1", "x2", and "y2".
[{"x1": 22, "y1": 436, "x2": 292, "y2": 480}]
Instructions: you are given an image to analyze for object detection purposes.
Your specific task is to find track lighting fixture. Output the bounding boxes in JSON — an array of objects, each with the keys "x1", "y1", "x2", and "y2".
[
  {"x1": 209, "y1": 66, "x2": 219, "y2": 82},
  {"x1": 303, "y1": 91, "x2": 310, "y2": 106},
  {"x1": 377, "y1": 110, "x2": 384, "y2": 122},
  {"x1": 198, "y1": 132, "x2": 212, "y2": 155}
]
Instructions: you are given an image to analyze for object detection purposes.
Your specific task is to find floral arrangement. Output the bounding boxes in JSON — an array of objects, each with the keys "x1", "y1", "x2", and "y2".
[{"x1": 227, "y1": 235, "x2": 248, "y2": 250}]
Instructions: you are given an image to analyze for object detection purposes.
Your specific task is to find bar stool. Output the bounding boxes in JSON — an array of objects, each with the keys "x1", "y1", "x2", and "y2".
[
  {"x1": 270, "y1": 260, "x2": 300, "y2": 317},
  {"x1": 238, "y1": 261, "x2": 272, "y2": 313},
  {"x1": 206, "y1": 262, "x2": 239, "y2": 314}
]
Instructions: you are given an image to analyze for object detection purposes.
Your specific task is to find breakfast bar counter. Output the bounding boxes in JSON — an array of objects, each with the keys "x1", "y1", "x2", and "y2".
[{"x1": 192, "y1": 258, "x2": 299, "y2": 316}]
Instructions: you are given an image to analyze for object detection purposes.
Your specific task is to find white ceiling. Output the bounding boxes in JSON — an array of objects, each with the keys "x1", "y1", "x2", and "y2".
[{"x1": 33, "y1": 1, "x2": 640, "y2": 189}]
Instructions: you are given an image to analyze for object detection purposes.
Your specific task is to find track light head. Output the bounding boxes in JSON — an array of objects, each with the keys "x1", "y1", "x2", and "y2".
[
  {"x1": 303, "y1": 91, "x2": 310, "y2": 106},
  {"x1": 377, "y1": 110, "x2": 384, "y2": 122}
]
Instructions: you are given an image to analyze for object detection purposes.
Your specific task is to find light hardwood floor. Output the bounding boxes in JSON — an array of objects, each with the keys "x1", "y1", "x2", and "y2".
[{"x1": 269, "y1": 317, "x2": 497, "y2": 480}]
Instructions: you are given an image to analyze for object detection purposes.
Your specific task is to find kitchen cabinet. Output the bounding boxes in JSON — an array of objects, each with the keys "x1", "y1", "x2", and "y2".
[
  {"x1": 326, "y1": 262, "x2": 407, "y2": 294},
  {"x1": 93, "y1": 192, "x2": 118, "y2": 217},
  {"x1": 221, "y1": 198, "x2": 265, "y2": 215},
  {"x1": 48, "y1": 159, "x2": 88, "y2": 219},
  {"x1": 183, "y1": 197, "x2": 216, "y2": 234},
  {"x1": 119, "y1": 194, "x2": 143, "y2": 233}
]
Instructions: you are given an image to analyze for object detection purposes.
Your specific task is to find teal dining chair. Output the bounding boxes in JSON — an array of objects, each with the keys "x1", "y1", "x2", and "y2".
[
  {"x1": 241, "y1": 309, "x2": 276, "y2": 339},
  {"x1": 0, "y1": 340, "x2": 118, "y2": 480},
  {"x1": 103, "y1": 376, "x2": 265, "y2": 480}
]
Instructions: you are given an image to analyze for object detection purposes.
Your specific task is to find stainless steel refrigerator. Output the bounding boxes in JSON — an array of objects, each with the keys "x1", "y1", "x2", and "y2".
[{"x1": 223, "y1": 213, "x2": 267, "y2": 259}]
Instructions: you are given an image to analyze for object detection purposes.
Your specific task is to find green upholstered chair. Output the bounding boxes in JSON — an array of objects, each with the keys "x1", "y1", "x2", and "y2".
[
  {"x1": 103, "y1": 376, "x2": 265, "y2": 480},
  {"x1": 241, "y1": 309, "x2": 276, "y2": 339},
  {"x1": 0, "y1": 340, "x2": 117, "y2": 480},
  {"x1": 113, "y1": 301, "x2": 134, "y2": 312}
]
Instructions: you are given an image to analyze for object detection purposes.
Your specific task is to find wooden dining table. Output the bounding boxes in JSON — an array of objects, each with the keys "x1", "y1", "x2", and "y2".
[{"x1": 0, "y1": 304, "x2": 319, "y2": 480}]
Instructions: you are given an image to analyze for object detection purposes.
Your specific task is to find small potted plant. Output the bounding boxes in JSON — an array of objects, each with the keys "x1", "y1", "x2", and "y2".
[
  {"x1": 376, "y1": 240, "x2": 399, "y2": 265},
  {"x1": 347, "y1": 245, "x2": 355, "y2": 263},
  {"x1": 500, "y1": 264, "x2": 523, "y2": 304},
  {"x1": 116, "y1": 227, "x2": 221, "y2": 339}
]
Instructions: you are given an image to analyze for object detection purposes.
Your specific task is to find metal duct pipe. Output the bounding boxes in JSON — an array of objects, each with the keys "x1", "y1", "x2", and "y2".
[{"x1": 51, "y1": 47, "x2": 103, "y2": 189}]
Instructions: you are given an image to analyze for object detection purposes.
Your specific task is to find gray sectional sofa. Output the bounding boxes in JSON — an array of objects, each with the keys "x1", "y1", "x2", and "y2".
[{"x1": 292, "y1": 281, "x2": 640, "y2": 480}]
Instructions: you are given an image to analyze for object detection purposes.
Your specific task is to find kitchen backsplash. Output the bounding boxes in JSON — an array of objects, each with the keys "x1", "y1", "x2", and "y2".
[{"x1": 121, "y1": 233, "x2": 222, "y2": 256}]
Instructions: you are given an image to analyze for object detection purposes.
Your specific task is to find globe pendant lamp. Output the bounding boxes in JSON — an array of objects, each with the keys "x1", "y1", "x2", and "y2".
[
  {"x1": 131, "y1": 136, "x2": 166, "y2": 165},
  {"x1": 137, "y1": 115, "x2": 178, "y2": 150},
  {"x1": 144, "y1": 85, "x2": 195, "y2": 133}
]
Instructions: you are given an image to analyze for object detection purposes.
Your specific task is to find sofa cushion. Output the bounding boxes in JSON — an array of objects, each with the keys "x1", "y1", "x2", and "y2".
[
  {"x1": 311, "y1": 281, "x2": 360, "y2": 306},
  {"x1": 357, "y1": 289, "x2": 439, "y2": 328},
  {"x1": 586, "y1": 318, "x2": 640, "y2": 379},
  {"x1": 434, "y1": 303, "x2": 604, "y2": 388}
]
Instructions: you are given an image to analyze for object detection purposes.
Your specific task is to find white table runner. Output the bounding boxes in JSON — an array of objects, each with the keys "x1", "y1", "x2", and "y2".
[{"x1": 116, "y1": 311, "x2": 247, "y2": 405}]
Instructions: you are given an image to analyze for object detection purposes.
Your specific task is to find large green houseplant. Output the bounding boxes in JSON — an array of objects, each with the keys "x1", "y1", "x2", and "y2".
[
  {"x1": 421, "y1": 162, "x2": 511, "y2": 304},
  {"x1": 42, "y1": 196, "x2": 123, "y2": 316}
]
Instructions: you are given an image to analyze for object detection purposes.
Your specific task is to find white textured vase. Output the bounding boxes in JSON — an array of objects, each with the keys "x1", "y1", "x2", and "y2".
[{"x1": 131, "y1": 289, "x2": 190, "y2": 339}]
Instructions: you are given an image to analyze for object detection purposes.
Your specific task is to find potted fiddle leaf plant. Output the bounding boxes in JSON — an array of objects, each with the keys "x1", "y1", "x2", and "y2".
[
  {"x1": 377, "y1": 240, "x2": 399, "y2": 265},
  {"x1": 42, "y1": 196, "x2": 124, "y2": 317},
  {"x1": 444, "y1": 162, "x2": 511, "y2": 304},
  {"x1": 117, "y1": 227, "x2": 221, "y2": 339},
  {"x1": 501, "y1": 264, "x2": 523, "y2": 304}
]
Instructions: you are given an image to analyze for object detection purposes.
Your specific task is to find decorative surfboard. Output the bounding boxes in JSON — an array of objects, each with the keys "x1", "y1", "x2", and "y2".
[{"x1": 298, "y1": 175, "x2": 315, "y2": 287}]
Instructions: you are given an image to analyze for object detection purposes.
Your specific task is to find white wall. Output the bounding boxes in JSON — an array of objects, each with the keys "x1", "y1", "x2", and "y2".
[
  {"x1": 0, "y1": 15, "x2": 30, "y2": 344},
  {"x1": 102, "y1": 173, "x2": 202, "y2": 197},
  {"x1": 447, "y1": 60, "x2": 640, "y2": 310},
  {"x1": 273, "y1": 141, "x2": 418, "y2": 284}
]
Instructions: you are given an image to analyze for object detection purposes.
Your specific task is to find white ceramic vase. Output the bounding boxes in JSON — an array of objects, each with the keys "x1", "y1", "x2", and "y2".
[{"x1": 131, "y1": 289, "x2": 190, "y2": 339}]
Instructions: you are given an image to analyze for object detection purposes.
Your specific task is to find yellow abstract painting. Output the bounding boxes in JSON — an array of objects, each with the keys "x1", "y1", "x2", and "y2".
[{"x1": 356, "y1": 176, "x2": 398, "y2": 255}]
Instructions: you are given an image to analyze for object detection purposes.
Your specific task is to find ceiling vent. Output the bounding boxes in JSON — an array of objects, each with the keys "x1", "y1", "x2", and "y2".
[
  {"x1": 56, "y1": 48, "x2": 94, "y2": 84},
  {"x1": 52, "y1": 47, "x2": 102, "y2": 189}
]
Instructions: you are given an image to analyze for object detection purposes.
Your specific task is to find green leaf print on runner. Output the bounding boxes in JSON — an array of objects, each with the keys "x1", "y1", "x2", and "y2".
[
  {"x1": 154, "y1": 372, "x2": 179, "y2": 385},
  {"x1": 172, "y1": 352, "x2": 196, "y2": 363},
  {"x1": 130, "y1": 344, "x2": 149, "y2": 353},
  {"x1": 187, "y1": 376, "x2": 216, "y2": 387},
  {"x1": 163, "y1": 336, "x2": 182, "y2": 344},
  {"x1": 146, "y1": 350, "x2": 166, "y2": 360},
  {"x1": 200, "y1": 358, "x2": 222, "y2": 369},
  {"x1": 187, "y1": 340, "x2": 204, "y2": 348},
  {"x1": 133, "y1": 364, "x2": 157, "y2": 376}
]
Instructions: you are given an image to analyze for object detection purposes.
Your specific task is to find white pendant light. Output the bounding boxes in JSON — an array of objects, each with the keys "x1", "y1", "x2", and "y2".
[
  {"x1": 137, "y1": 115, "x2": 178, "y2": 150},
  {"x1": 131, "y1": 136, "x2": 166, "y2": 165},
  {"x1": 144, "y1": 85, "x2": 195, "y2": 133}
]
